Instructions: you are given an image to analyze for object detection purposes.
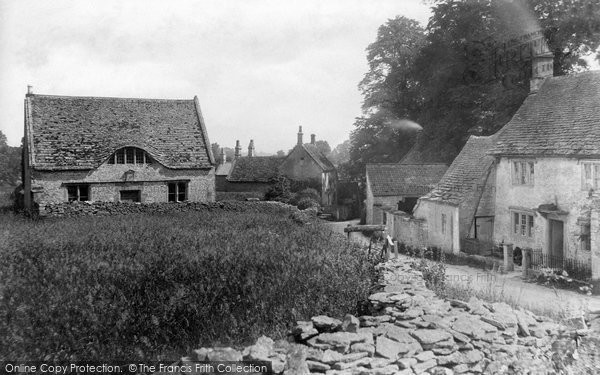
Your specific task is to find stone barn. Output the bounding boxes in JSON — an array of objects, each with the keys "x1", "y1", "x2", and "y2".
[{"x1": 22, "y1": 90, "x2": 216, "y2": 211}]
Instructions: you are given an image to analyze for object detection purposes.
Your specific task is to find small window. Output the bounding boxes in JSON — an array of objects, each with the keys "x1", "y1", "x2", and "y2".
[
  {"x1": 512, "y1": 160, "x2": 534, "y2": 185},
  {"x1": 120, "y1": 190, "x2": 141, "y2": 202},
  {"x1": 168, "y1": 182, "x2": 187, "y2": 202},
  {"x1": 512, "y1": 211, "x2": 534, "y2": 238},
  {"x1": 581, "y1": 162, "x2": 600, "y2": 190},
  {"x1": 382, "y1": 212, "x2": 387, "y2": 225},
  {"x1": 110, "y1": 147, "x2": 152, "y2": 165},
  {"x1": 67, "y1": 184, "x2": 90, "y2": 202},
  {"x1": 580, "y1": 224, "x2": 591, "y2": 251},
  {"x1": 441, "y1": 213, "x2": 447, "y2": 234}
]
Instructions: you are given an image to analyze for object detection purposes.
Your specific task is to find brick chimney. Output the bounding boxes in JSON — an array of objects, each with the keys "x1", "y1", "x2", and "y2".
[
  {"x1": 529, "y1": 35, "x2": 554, "y2": 94},
  {"x1": 234, "y1": 140, "x2": 241, "y2": 159},
  {"x1": 297, "y1": 126, "x2": 303, "y2": 145},
  {"x1": 248, "y1": 140, "x2": 255, "y2": 157},
  {"x1": 27, "y1": 85, "x2": 33, "y2": 95},
  {"x1": 220, "y1": 148, "x2": 226, "y2": 165},
  {"x1": 311, "y1": 134, "x2": 316, "y2": 145}
]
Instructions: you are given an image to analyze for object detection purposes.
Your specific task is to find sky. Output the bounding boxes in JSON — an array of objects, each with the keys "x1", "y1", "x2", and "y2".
[{"x1": 0, "y1": 0, "x2": 432, "y2": 153}]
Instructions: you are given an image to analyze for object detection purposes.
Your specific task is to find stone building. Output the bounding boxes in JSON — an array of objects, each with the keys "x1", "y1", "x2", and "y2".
[
  {"x1": 279, "y1": 126, "x2": 337, "y2": 206},
  {"x1": 22, "y1": 90, "x2": 216, "y2": 211},
  {"x1": 365, "y1": 163, "x2": 448, "y2": 225},
  {"x1": 412, "y1": 135, "x2": 497, "y2": 253},
  {"x1": 489, "y1": 70, "x2": 600, "y2": 267},
  {"x1": 216, "y1": 127, "x2": 337, "y2": 207}
]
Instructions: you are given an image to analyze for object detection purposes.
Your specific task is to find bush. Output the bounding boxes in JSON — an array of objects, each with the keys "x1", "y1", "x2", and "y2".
[
  {"x1": 264, "y1": 176, "x2": 292, "y2": 203},
  {"x1": 296, "y1": 197, "x2": 319, "y2": 210},
  {"x1": 0, "y1": 209, "x2": 375, "y2": 361}
]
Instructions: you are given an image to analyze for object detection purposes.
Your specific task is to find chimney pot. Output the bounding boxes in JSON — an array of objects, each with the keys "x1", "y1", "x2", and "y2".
[
  {"x1": 311, "y1": 134, "x2": 316, "y2": 145},
  {"x1": 297, "y1": 125, "x2": 304, "y2": 145},
  {"x1": 234, "y1": 140, "x2": 241, "y2": 159},
  {"x1": 27, "y1": 85, "x2": 33, "y2": 95},
  {"x1": 248, "y1": 139, "x2": 255, "y2": 157}
]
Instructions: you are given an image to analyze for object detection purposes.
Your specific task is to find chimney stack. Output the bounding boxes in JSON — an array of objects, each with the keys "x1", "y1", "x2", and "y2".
[
  {"x1": 248, "y1": 140, "x2": 255, "y2": 157},
  {"x1": 297, "y1": 125, "x2": 303, "y2": 145},
  {"x1": 234, "y1": 140, "x2": 241, "y2": 159},
  {"x1": 220, "y1": 148, "x2": 226, "y2": 165},
  {"x1": 27, "y1": 85, "x2": 33, "y2": 95},
  {"x1": 310, "y1": 134, "x2": 316, "y2": 145},
  {"x1": 529, "y1": 34, "x2": 554, "y2": 94}
]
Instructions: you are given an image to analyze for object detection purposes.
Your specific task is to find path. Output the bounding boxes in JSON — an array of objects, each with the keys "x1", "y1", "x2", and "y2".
[{"x1": 323, "y1": 220, "x2": 600, "y2": 318}]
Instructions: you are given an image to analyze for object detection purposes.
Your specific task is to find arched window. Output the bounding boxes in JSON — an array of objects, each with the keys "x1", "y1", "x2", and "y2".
[{"x1": 107, "y1": 147, "x2": 153, "y2": 165}]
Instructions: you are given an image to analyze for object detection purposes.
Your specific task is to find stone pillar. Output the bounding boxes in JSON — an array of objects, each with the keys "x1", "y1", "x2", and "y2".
[
  {"x1": 393, "y1": 241, "x2": 399, "y2": 259},
  {"x1": 522, "y1": 248, "x2": 531, "y2": 278},
  {"x1": 591, "y1": 210, "x2": 600, "y2": 293},
  {"x1": 503, "y1": 243, "x2": 514, "y2": 272}
]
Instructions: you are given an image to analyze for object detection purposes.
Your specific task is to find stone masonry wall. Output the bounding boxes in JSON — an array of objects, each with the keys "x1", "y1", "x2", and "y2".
[
  {"x1": 163, "y1": 258, "x2": 597, "y2": 375},
  {"x1": 41, "y1": 201, "x2": 316, "y2": 223}
]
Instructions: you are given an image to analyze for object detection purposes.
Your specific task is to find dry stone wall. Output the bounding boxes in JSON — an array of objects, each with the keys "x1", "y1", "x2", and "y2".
[
  {"x1": 41, "y1": 201, "x2": 316, "y2": 222},
  {"x1": 168, "y1": 258, "x2": 597, "y2": 375}
]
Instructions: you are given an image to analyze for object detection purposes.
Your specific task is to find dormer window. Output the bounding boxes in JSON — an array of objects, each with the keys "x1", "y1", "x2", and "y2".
[{"x1": 108, "y1": 147, "x2": 153, "y2": 165}]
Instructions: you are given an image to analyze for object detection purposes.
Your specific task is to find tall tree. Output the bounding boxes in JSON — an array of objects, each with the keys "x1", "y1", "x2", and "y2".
[
  {"x1": 0, "y1": 131, "x2": 22, "y2": 186},
  {"x1": 348, "y1": 0, "x2": 600, "y2": 179}
]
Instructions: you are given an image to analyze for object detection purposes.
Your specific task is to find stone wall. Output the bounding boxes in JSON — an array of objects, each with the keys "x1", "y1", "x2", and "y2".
[
  {"x1": 391, "y1": 212, "x2": 428, "y2": 249},
  {"x1": 163, "y1": 257, "x2": 596, "y2": 375},
  {"x1": 41, "y1": 201, "x2": 313, "y2": 221},
  {"x1": 31, "y1": 164, "x2": 215, "y2": 206}
]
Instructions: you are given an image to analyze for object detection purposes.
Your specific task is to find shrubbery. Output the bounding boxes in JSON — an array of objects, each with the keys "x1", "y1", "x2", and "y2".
[{"x1": 0, "y1": 209, "x2": 376, "y2": 361}]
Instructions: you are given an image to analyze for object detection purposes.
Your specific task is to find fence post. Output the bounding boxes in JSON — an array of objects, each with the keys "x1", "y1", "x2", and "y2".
[
  {"x1": 522, "y1": 248, "x2": 531, "y2": 278},
  {"x1": 393, "y1": 241, "x2": 398, "y2": 258},
  {"x1": 503, "y1": 243, "x2": 514, "y2": 272}
]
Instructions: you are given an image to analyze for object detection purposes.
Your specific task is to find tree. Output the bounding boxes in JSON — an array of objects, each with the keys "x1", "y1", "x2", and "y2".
[
  {"x1": 348, "y1": 0, "x2": 600, "y2": 179},
  {"x1": 314, "y1": 140, "x2": 331, "y2": 156},
  {"x1": 329, "y1": 139, "x2": 351, "y2": 166},
  {"x1": 276, "y1": 150, "x2": 286, "y2": 157},
  {"x1": 0, "y1": 130, "x2": 22, "y2": 186}
]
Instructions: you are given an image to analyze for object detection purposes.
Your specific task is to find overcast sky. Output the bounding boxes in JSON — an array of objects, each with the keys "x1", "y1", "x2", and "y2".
[{"x1": 0, "y1": 0, "x2": 432, "y2": 153}]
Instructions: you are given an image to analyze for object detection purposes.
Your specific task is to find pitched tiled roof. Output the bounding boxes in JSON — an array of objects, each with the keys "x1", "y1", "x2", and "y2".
[
  {"x1": 366, "y1": 163, "x2": 448, "y2": 197},
  {"x1": 421, "y1": 135, "x2": 496, "y2": 205},
  {"x1": 489, "y1": 71, "x2": 600, "y2": 157},
  {"x1": 25, "y1": 94, "x2": 214, "y2": 170},
  {"x1": 302, "y1": 144, "x2": 336, "y2": 171},
  {"x1": 215, "y1": 162, "x2": 232, "y2": 176},
  {"x1": 227, "y1": 157, "x2": 284, "y2": 182}
]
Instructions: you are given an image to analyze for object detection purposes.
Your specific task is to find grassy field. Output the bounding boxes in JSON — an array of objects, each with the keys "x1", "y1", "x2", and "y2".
[{"x1": 0, "y1": 209, "x2": 377, "y2": 361}]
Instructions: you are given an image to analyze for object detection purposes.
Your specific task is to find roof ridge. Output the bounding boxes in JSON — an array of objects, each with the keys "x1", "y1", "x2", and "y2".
[{"x1": 27, "y1": 94, "x2": 194, "y2": 102}]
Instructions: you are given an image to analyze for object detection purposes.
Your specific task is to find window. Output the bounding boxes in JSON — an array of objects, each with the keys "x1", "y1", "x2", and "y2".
[
  {"x1": 582, "y1": 162, "x2": 600, "y2": 190},
  {"x1": 67, "y1": 184, "x2": 90, "y2": 202},
  {"x1": 441, "y1": 214, "x2": 447, "y2": 234},
  {"x1": 580, "y1": 224, "x2": 591, "y2": 251},
  {"x1": 168, "y1": 182, "x2": 187, "y2": 202},
  {"x1": 512, "y1": 211, "x2": 534, "y2": 238},
  {"x1": 120, "y1": 190, "x2": 141, "y2": 202},
  {"x1": 382, "y1": 212, "x2": 387, "y2": 225},
  {"x1": 109, "y1": 147, "x2": 152, "y2": 165},
  {"x1": 512, "y1": 160, "x2": 535, "y2": 185}
]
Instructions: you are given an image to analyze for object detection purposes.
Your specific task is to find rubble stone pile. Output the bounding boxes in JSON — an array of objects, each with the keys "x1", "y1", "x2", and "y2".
[{"x1": 169, "y1": 259, "x2": 594, "y2": 375}]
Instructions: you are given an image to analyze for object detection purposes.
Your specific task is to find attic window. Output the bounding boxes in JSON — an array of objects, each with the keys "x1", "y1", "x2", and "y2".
[{"x1": 108, "y1": 147, "x2": 153, "y2": 165}]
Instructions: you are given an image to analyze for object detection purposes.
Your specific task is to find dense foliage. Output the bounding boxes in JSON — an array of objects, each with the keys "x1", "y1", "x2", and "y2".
[
  {"x1": 349, "y1": 0, "x2": 600, "y2": 177},
  {"x1": 0, "y1": 209, "x2": 377, "y2": 361},
  {"x1": 0, "y1": 130, "x2": 21, "y2": 187}
]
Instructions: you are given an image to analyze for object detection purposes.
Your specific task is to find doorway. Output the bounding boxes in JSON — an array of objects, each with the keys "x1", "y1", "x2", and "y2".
[
  {"x1": 549, "y1": 219, "x2": 564, "y2": 263},
  {"x1": 474, "y1": 216, "x2": 494, "y2": 242}
]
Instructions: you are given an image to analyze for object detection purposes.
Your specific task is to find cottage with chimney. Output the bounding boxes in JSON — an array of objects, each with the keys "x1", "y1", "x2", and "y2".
[
  {"x1": 490, "y1": 69, "x2": 600, "y2": 278},
  {"x1": 22, "y1": 89, "x2": 216, "y2": 211},
  {"x1": 279, "y1": 126, "x2": 337, "y2": 206},
  {"x1": 217, "y1": 126, "x2": 337, "y2": 206}
]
